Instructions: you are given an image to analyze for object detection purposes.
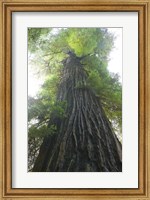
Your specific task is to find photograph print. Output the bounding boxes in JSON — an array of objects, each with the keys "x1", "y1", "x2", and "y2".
[{"x1": 28, "y1": 28, "x2": 122, "y2": 172}]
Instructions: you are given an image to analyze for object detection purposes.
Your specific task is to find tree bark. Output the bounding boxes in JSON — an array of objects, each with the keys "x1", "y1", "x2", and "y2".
[{"x1": 33, "y1": 53, "x2": 122, "y2": 172}]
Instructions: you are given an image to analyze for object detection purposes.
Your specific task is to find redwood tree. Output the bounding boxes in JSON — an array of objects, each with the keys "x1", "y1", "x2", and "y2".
[{"x1": 28, "y1": 28, "x2": 122, "y2": 172}]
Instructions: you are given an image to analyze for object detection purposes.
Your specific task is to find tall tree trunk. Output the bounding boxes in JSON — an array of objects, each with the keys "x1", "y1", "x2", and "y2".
[{"x1": 33, "y1": 53, "x2": 122, "y2": 172}]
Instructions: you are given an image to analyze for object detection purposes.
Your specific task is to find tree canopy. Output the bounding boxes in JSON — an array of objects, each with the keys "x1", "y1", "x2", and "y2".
[{"x1": 28, "y1": 28, "x2": 122, "y2": 171}]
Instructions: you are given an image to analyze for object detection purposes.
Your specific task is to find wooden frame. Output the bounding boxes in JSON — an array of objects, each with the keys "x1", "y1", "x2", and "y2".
[{"x1": 0, "y1": 0, "x2": 149, "y2": 199}]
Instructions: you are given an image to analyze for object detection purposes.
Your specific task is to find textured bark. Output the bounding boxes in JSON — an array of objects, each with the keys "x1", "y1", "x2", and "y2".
[{"x1": 33, "y1": 53, "x2": 122, "y2": 172}]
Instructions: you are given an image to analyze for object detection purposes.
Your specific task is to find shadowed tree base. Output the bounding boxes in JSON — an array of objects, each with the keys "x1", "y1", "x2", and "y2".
[{"x1": 33, "y1": 53, "x2": 122, "y2": 172}]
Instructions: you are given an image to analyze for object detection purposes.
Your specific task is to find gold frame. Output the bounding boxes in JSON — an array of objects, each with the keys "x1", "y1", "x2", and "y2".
[{"x1": 0, "y1": 0, "x2": 149, "y2": 199}]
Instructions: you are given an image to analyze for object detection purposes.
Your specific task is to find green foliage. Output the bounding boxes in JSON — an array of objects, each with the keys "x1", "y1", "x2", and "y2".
[
  {"x1": 29, "y1": 124, "x2": 57, "y2": 138},
  {"x1": 66, "y1": 28, "x2": 98, "y2": 56},
  {"x1": 28, "y1": 74, "x2": 67, "y2": 141},
  {"x1": 28, "y1": 27, "x2": 122, "y2": 140},
  {"x1": 28, "y1": 28, "x2": 52, "y2": 53}
]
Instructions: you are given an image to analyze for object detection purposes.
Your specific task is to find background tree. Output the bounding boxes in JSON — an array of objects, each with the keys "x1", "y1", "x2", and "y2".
[{"x1": 28, "y1": 28, "x2": 122, "y2": 172}]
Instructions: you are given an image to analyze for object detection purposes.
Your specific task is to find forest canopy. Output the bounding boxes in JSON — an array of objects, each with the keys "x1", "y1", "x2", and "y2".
[{"x1": 28, "y1": 28, "x2": 122, "y2": 172}]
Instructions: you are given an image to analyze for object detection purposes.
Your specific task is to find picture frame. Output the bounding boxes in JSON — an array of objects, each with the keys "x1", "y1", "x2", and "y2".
[{"x1": 0, "y1": 0, "x2": 149, "y2": 199}]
